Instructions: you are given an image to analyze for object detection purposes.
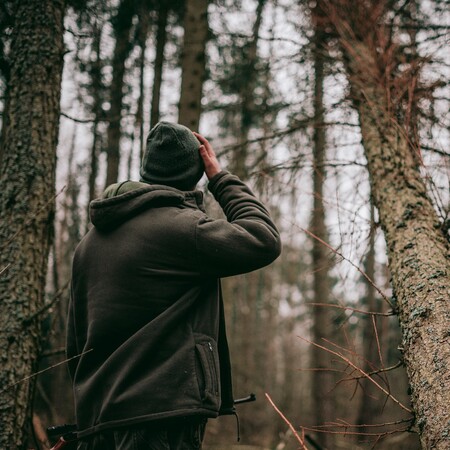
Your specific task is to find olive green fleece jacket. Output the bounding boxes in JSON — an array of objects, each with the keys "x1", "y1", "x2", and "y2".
[{"x1": 66, "y1": 171, "x2": 281, "y2": 438}]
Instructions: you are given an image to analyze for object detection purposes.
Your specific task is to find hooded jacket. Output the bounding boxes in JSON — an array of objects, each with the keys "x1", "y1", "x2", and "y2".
[{"x1": 67, "y1": 171, "x2": 281, "y2": 438}]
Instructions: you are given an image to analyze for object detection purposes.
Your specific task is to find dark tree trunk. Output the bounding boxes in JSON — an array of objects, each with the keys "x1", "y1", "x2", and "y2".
[
  {"x1": 178, "y1": 0, "x2": 209, "y2": 131},
  {"x1": 309, "y1": 20, "x2": 335, "y2": 449},
  {"x1": 150, "y1": 2, "x2": 168, "y2": 132},
  {"x1": 232, "y1": 0, "x2": 266, "y2": 180},
  {"x1": 104, "y1": 0, "x2": 135, "y2": 187},
  {"x1": 0, "y1": 0, "x2": 65, "y2": 447},
  {"x1": 87, "y1": 21, "x2": 103, "y2": 218},
  {"x1": 355, "y1": 204, "x2": 384, "y2": 434},
  {"x1": 135, "y1": 2, "x2": 150, "y2": 161}
]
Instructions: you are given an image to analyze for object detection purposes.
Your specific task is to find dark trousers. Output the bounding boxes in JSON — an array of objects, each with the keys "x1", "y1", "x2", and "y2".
[{"x1": 76, "y1": 418, "x2": 207, "y2": 450}]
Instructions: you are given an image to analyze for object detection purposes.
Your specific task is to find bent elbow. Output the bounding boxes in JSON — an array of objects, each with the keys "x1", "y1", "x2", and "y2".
[{"x1": 255, "y1": 233, "x2": 282, "y2": 269}]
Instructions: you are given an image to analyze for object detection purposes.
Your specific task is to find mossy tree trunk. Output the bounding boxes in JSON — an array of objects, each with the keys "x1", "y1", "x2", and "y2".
[
  {"x1": 178, "y1": 0, "x2": 209, "y2": 131},
  {"x1": 327, "y1": 3, "x2": 450, "y2": 447},
  {"x1": 0, "y1": 0, "x2": 65, "y2": 447}
]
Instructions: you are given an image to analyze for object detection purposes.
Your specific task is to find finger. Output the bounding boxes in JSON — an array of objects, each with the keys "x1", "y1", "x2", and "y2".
[
  {"x1": 193, "y1": 131, "x2": 206, "y2": 145},
  {"x1": 193, "y1": 132, "x2": 213, "y2": 153},
  {"x1": 199, "y1": 145, "x2": 211, "y2": 163}
]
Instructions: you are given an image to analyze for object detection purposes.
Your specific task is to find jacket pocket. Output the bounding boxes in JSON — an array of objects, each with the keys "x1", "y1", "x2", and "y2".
[{"x1": 195, "y1": 341, "x2": 220, "y2": 401}]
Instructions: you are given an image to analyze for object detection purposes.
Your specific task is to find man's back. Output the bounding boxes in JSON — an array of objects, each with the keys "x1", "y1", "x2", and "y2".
[{"x1": 67, "y1": 124, "x2": 281, "y2": 448}]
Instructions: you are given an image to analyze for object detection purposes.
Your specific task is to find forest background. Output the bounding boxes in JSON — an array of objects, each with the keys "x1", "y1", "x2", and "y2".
[{"x1": 0, "y1": 0, "x2": 448, "y2": 449}]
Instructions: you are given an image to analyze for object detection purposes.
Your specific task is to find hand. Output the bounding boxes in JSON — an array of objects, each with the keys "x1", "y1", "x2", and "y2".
[{"x1": 193, "y1": 132, "x2": 222, "y2": 180}]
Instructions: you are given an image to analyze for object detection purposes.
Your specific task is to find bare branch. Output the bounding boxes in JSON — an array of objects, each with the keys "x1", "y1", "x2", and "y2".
[
  {"x1": 0, "y1": 186, "x2": 66, "y2": 252},
  {"x1": 298, "y1": 336, "x2": 412, "y2": 413},
  {"x1": 0, "y1": 349, "x2": 93, "y2": 395},
  {"x1": 307, "y1": 302, "x2": 394, "y2": 316},
  {"x1": 300, "y1": 227, "x2": 393, "y2": 308},
  {"x1": 22, "y1": 281, "x2": 70, "y2": 326},
  {"x1": 60, "y1": 111, "x2": 96, "y2": 123},
  {"x1": 266, "y1": 393, "x2": 309, "y2": 450}
]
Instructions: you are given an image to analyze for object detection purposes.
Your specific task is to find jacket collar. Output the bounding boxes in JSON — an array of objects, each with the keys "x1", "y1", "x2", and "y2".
[{"x1": 90, "y1": 182, "x2": 205, "y2": 231}]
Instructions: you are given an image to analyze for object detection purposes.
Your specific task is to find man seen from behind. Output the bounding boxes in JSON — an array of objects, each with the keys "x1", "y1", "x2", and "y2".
[{"x1": 67, "y1": 122, "x2": 282, "y2": 450}]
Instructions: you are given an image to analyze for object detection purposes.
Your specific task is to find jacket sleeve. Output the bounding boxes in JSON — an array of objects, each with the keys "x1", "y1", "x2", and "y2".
[{"x1": 195, "y1": 171, "x2": 281, "y2": 277}]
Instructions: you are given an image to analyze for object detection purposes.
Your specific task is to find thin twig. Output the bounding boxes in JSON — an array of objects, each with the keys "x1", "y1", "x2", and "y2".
[
  {"x1": 23, "y1": 281, "x2": 70, "y2": 326},
  {"x1": 372, "y1": 315, "x2": 390, "y2": 393},
  {"x1": 340, "y1": 361, "x2": 403, "y2": 382},
  {"x1": 298, "y1": 336, "x2": 412, "y2": 413},
  {"x1": 300, "y1": 227, "x2": 393, "y2": 308},
  {"x1": 60, "y1": 111, "x2": 96, "y2": 123},
  {"x1": 0, "y1": 186, "x2": 66, "y2": 251},
  {"x1": 40, "y1": 347, "x2": 66, "y2": 358},
  {"x1": 299, "y1": 425, "x2": 410, "y2": 437},
  {"x1": 265, "y1": 393, "x2": 309, "y2": 450},
  {"x1": 312, "y1": 417, "x2": 413, "y2": 429},
  {"x1": 0, "y1": 263, "x2": 11, "y2": 276},
  {"x1": 0, "y1": 349, "x2": 93, "y2": 394},
  {"x1": 307, "y1": 302, "x2": 394, "y2": 316}
]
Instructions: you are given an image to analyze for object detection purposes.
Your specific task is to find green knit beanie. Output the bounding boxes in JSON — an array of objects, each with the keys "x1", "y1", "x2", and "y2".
[{"x1": 140, "y1": 121, "x2": 204, "y2": 190}]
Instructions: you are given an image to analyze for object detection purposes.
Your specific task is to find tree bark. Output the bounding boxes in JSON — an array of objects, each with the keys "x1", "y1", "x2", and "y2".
[
  {"x1": 356, "y1": 204, "x2": 384, "y2": 434},
  {"x1": 87, "y1": 21, "x2": 103, "y2": 217},
  {"x1": 150, "y1": 2, "x2": 168, "y2": 131},
  {"x1": 135, "y1": 1, "x2": 150, "y2": 162},
  {"x1": 231, "y1": 0, "x2": 266, "y2": 180},
  {"x1": 330, "y1": 5, "x2": 450, "y2": 447},
  {"x1": 357, "y1": 87, "x2": 449, "y2": 450},
  {"x1": 104, "y1": 0, "x2": 135, "y2": 187},
  {"x1": 309, "y1": 20, "x2": 335, "y2": 449},
  {"x1": 178, "y1": 0, "x2": 209, "y2": 131},
  {"x1": 0, "y1": 0, "x2": 65, "y2": 447}
]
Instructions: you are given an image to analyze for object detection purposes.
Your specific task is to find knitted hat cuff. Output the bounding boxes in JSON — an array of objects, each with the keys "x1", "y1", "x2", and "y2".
[{"x1": 140, "y1": 122, "x2": 204, "y2": 190}]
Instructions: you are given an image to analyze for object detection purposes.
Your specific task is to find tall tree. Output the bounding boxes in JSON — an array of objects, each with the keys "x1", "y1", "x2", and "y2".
[
  {"x1": 104, "y1": 0, "x2": 135, "y2": 187},
  {"x1": 325, "y1": 1, "x2": 450, "y2": 447},
  {"x1": 0, "y1": 0, "x2": 66, "y2": 447},
  {"x1": 86, "y1": 18, "x2": 106, "y2": 211},
  {"x1": 178, "y1": 0, "x2": 209, "y2": 130},
  {"x1": 309, "y1": 5, "x2": 335, "y2": 447},
  {"x1": 231, "y1": 0, "x2": 266, "y2": 179},
  {"x1": 355, "y1": 204, "x2": 384, "y2": 434},
  {"x1": 150, "y1": 1, "x2": 169, "y2": 131}
]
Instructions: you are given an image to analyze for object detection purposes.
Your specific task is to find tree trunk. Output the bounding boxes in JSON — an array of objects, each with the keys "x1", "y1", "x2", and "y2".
[
  {"x1": 104, "y1": 0, "x2": 135, "y2": 187},
  {"x1": 0, "y1": 0, "x2": 65, "y2": 447},
  {"x1": 357, "y1": 85, "x2": 449, "y2": 450},
  {"x1": 331, "y1": 5, "x2": 450, "y2": 446},
  {"x1": 87, "y1": 21, "x2": 103, "y2": 218},
  {"x1": 178, "y1": 0, "x2": 209, "y2": 131},
  {"x1": 150, "y1": 2, "x2": 168, "y2": 131},
  {"x1": 135, "y1": 2, "x2": 150, "y2": 162},
  {"x1": 356, "y1": 204, "x2": 384, "y2": 434},
  {"x1": 231, "y1": 0, "x2": 266, "y2": 180},
  {"x1": 309, "y1": 22, "x2": 335, "y2": 449}
]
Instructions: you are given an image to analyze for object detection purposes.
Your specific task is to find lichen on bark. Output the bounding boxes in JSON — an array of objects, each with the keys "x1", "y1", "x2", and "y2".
[{"x1": 0, "y1": 0, "x2": 65, "y2": 447}]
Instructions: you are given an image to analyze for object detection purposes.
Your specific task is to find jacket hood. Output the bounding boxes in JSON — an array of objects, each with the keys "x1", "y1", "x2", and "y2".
[{"x1": 90, "y1": 181, "x2": 204, "y2": 231}]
